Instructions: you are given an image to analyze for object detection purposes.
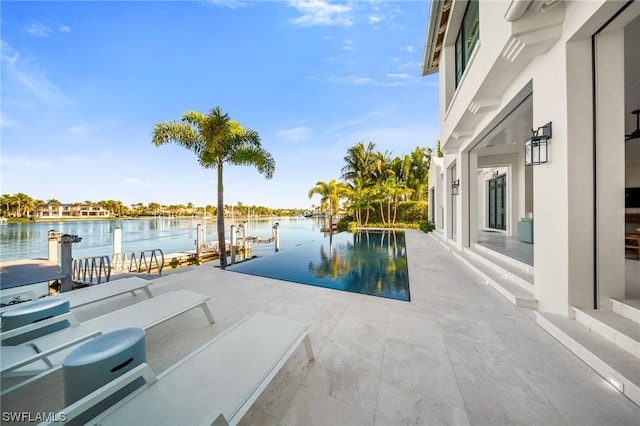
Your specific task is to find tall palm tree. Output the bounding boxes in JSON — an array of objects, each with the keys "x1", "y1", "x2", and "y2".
[
  {"x1": 341, "y1": 141, "x2": 376, "y2": 188},
  {"x1": 13, "y1": 193, "x2": 33, "y2": 218},
  {"x1": 152, "y1": 107, "x2": 275, "y2": 268},
  {"x1": 405, "y1": 146, "x2": 432, "y2": 201},
  {"x1": 342, "y1": 142, "x2": 378, "y2": 224},
  {"x1": 148, "y1": 202, "x2": 161, "y2": 216},
  {"x1": 308, "y1": 179, "x2": 350, "y2": 233},
  {"x1": 369, "y1": 150, "x2": 394, "y2": 183}
]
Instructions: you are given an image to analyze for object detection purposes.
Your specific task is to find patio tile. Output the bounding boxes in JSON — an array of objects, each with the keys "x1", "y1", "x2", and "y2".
[
  {"x1": 458, "y1": 382, "x2": 566, "y2": 426},
  {"x1": 329, "y1": 314, "x2": 388, "y2": 356},
  {"x1": 280, "y1": 386, "x2": 373, "y2": 426},
  {"x1": 238, "y1": 406, "x2": 281, "y2": 426},
  {"x1": 380, "y1": 339, "x2": 464, "y2": 408},
  {"x1": 536, "y1": 375, "x2": 640, "y2": 426},
  {"x1": 374, "y1": 382, "x2": 470, "y2": 426},
  {"x1": 436, "y1": 310, "x2": 505, "y2": 347},
  {"x1": 251, "y1": 346, "x2": 316, "y2": 420},
  {"x1": 444, "y1": 335, "x2": 547, "y2": 403},
  {"x1": 302, "y1": 340, "x2": 383, "y2": 412},
  {"x1": 386, "y1": 310, "x2": 446, "y2": 352}
]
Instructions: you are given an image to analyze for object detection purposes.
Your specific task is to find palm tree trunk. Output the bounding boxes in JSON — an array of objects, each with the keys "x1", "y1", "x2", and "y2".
[
  {"x1": 387, "y1": 201, "x2": 391, "y2": 227},
  {"x1": 393, "y1": 196, "x2": 398, "y2": 224},
  {"x1": 217, "y1": 163, "x2": 227, "y2": 269},
  {"x1": 329, "y1": 199, "x2": 333, "y2": 235}
]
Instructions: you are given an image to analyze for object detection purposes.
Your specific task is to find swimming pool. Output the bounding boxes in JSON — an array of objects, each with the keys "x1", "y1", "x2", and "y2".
[{"x1": 227, "y1": 230, "x2": 410, "y2": 301}]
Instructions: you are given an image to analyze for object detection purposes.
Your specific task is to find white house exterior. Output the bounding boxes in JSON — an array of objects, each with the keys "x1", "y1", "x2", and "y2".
[
  {"x1": 423, "y1": 0, "x2": 640, "y2": 404},
  {"x1": 34, "y1": 203, "x2": 112, "y2": 220}
]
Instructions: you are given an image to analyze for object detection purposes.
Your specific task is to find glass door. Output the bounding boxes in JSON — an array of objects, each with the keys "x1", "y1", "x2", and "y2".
[{"x1": 488, "y1": 175, "x2": 506, "y2": 230}]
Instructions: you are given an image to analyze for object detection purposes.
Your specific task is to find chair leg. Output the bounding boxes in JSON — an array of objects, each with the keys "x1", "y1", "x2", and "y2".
[
  {"x1": 200, "y1": 303, "x2": 215, "y2": 324},
  {"x1": 303, "y1": 334, "x2": 315, "y2": 361}
]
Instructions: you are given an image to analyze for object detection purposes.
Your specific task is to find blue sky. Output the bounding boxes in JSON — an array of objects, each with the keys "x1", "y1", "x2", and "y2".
[{"x1": 1, "y1": 0, "x2": 439, "y2": 209}]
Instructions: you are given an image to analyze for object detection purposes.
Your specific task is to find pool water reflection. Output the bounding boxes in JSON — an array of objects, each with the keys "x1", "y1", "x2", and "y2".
[{"x1": 228, "y1": 230, "x2": 410, "y2": 301}]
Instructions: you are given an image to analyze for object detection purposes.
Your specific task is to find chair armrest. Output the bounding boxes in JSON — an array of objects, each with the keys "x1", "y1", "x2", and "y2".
[
  {"x1": 0, "y1": 312, "x2": 80, "y2": 343},
  {"x1": 2, "y1": 331, "x2": 102, "y2": 374},
  {"x1": 38, "y1": 363, "x2": 158, "y2": 426}
]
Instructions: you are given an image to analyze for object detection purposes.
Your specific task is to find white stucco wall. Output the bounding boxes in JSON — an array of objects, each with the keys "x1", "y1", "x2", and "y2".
[{"x1": 432, "y1": 0, "x2": 637, "y2": 316}]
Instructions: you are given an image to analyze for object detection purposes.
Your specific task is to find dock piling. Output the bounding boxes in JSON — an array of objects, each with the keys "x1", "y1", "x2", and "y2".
[
  {"x1": 230, "y1": 225, "x2": 237, "y2": 264},
  {"x1": 48, "y1": 230, "x2": 60, "y2": 263},
  {"x1": 60, "y1": 234, "x2": 74, "y2": 292},
  {"x1": 273, "y1": 222, "x2": 280, "y2": 252},
  {"x1": 113, "y1": 227, "x2": 122, "y2": 258},
  {"x1": 196, "y1": 224, "x2": 203, "y2": 258}
]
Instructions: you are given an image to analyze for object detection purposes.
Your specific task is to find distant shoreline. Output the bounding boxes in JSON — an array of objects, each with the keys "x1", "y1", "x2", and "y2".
[{"x1": 4, "y1": 215, "x2": 307, "y2": 224}]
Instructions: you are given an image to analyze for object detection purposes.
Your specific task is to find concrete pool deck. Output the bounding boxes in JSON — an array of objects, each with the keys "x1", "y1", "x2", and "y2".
[{"x1": 2, "y1": 230, "x2": 639, "y2": 425}]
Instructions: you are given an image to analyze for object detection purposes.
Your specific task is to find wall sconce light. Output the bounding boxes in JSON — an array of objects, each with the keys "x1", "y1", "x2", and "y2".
[
  {"x1": 452, "y1": 179, "x2": 460, "y2": 195},
  {"x1": 525, "y1": 122, "x2": 552, "y2": 166},
  {"x1": 626, "y1": 109, "x2": 640, "y2": 141},
  {"x1": 491, "y1": 170, "x2": 500, "y2": 181}
]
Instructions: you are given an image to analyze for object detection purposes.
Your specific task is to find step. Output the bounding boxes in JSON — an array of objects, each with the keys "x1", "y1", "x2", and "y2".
[
  {"x1": 536, "y1": 311, "x2": 640, "y2": 406},
  {"x1": 466, "y1": 246, "x2": 534, "y2": 293},
  {"x1": 471, "y1": 242, "x2": 534, "y2": 273},
  {"x1": 611, "y1": 298, "x2": 640, "y2": 324},
  {"x1": 572, "y1": 307, "x2": 640, "y2": 358},
  {"x1": 451, "y1": 249, "x2": 537, "y2": 309}
]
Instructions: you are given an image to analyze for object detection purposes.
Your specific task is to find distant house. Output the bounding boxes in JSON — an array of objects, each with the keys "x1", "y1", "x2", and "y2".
[{"x1": 34, "y1": 203, "x2": 111, "y2": 220}]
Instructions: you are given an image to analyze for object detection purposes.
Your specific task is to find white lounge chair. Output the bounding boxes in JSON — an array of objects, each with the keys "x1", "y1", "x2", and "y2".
[
  {"x1": 0, "y1": 288, "x2": 39, "y2": 312},
  {"x1": 59, "y1": 276, "x2": 154, "y2": 309},
  {"x1": 1, "y1": 290, "x2": 214, "y2": 395},
  {"x1": 42, "y1": 311, "x2": 314, "y2": 426},
  {"x1": 0, "y1": 276, "x2": 153, "y2": 314}
]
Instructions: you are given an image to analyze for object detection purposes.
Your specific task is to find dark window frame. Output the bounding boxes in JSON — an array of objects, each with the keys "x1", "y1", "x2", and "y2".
[{"x1": 454, "y1": 0, "x2": 480, "y2": 88}]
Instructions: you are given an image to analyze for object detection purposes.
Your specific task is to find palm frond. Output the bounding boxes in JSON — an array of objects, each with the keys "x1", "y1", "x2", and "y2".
[{"x1": 152, "y1": 121, "x2": 203, "y2": 155}]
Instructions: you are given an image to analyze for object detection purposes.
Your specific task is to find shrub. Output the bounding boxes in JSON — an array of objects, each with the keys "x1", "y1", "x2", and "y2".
[
  {"x1": 419, "y1": 220, "x2": 435, "y2": 233},
  {"x1": 336, "y1": 215, "x2": 353, "y2": 232},
  {"x1": 365, "y1": 201, "x2": 429, "y2": 224}
]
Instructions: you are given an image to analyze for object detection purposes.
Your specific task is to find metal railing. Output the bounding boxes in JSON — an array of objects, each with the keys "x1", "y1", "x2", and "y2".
[
  {"x1": 112, "y1": 249, "x2": 164, "y2": 275},
  {"x1": 72, "y1": 255, "x2": 111, "y2": 285}
]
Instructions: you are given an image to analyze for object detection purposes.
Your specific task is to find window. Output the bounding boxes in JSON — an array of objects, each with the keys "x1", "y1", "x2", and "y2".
[{"x1": 455, "y1": 0, "x2": 479, "y2": 87}]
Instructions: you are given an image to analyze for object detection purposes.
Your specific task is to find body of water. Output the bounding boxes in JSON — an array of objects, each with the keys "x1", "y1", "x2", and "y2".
[
  {"x1": 228, "y1": 229, "x2": 410, "y2": 301},
  {"x1": 0, "y1": 217, "x2": 325, "y2": 263}
]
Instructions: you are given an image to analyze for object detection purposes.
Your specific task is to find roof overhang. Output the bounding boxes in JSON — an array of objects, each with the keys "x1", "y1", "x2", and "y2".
[{"x1": 421, "y1": 0, "x2": 452, "y2": 76}]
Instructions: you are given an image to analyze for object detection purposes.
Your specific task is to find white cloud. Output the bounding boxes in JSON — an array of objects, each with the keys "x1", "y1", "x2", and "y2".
[
  {"x1": 277, "y1": 126, "x2": 313, "y2": 143},
  {"x1": 0, "y1": 155, "x2": 55, "y2": 169},
  {"x1": 67, "y1": 125, "x2": 88, "y2": 134},
  {"x1": 329, "y1": 122, "x2": 438, "y2": 155},
  {"x1": 25, "y1": 23, "x2": 54, "y2": 37},
  {"x1": 402, "y1": 45, "x2": 415, "y2": 53},
  {"x1": 0, "y1": 112, "x2": 19, "y2": 128},
  {"x1": 325, "y1": 75, "x2": 402, "y2": 87},
  {"x1": 123, "y1": 178, "x2": 141, "y2": 185},
  {"x1": 369, "y1": 15, "x2": 383, "y2": 24},
  {"x1": 0, "y1": 39, "x2": 71, "y2": 106},
  {"x1": 398, "y1": 60, "x2": 422, "y2": 70},
  {"x1": 387, "y1": 73, "x2": 412, "y2": 79},
  {"x1": 342, "y1": 39, "x2": 353, "y2": 51},
  {"x1": 352, "y1": 77, "x2": 376, "y2": 85},
  {"x1": 288, "y1": 0, "x2": 353, "y2": 27},
  {"x1": 58, "y1": 25, "x2": 71, "y2": 33},
  {"x1": 202, "y1": 0, "x2": 246, "y2": 8}
]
